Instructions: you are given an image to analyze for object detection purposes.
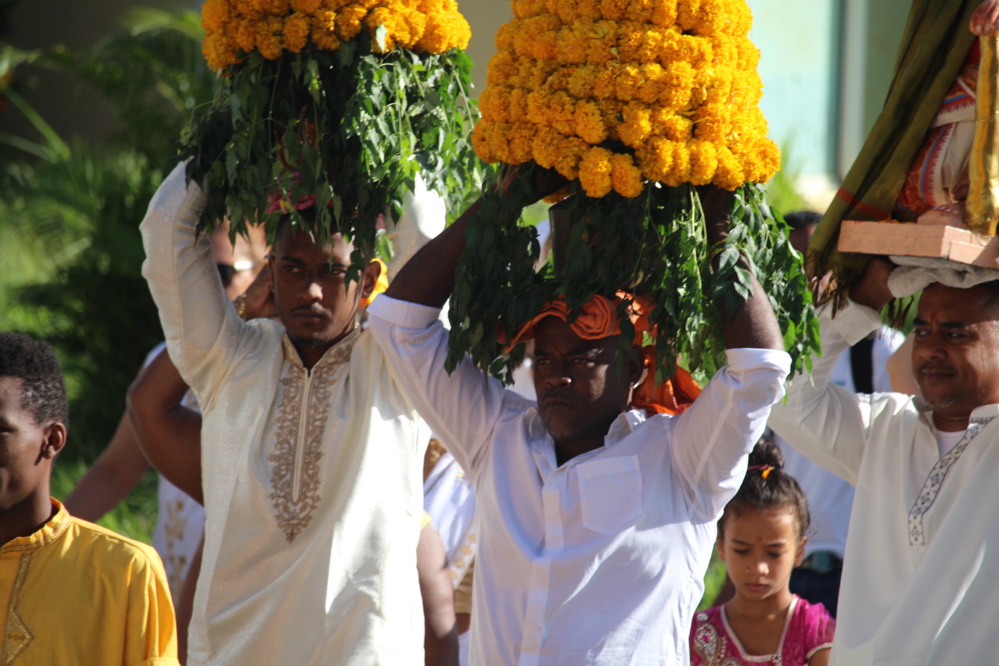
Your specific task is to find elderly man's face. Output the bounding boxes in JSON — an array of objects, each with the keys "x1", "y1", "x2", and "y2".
[{"x1": 912, "y1": 283, "x2": 999, "y2": 427}]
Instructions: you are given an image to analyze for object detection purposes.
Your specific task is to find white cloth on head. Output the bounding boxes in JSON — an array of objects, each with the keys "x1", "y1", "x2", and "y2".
[
  {"x1": 368, "y1": 294, "x2": 790, "y2": 666},
  {"x1": 887, "y1": 255, "x2": 999, "y2": 298},
  {"x1": 769, "y1": 299, "x2": 999, "y2": 665},
  {"x1": 141, "y1": 162, "x2": 431, "y2": 666}
]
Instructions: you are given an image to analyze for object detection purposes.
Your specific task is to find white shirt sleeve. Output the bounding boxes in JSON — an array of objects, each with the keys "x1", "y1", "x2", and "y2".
[
  {"x1": 366, "y1": 294, "x2": 511, "y2": 478},
  {"x1": 671, "y1": 348, "x2": 791, "y2": 519},
  {"x1": 768, "y1": 300, "x2": 884, "y2": 484},
  {"x1": 139, "y1": 161, "x2": 245, "y2": 408}
]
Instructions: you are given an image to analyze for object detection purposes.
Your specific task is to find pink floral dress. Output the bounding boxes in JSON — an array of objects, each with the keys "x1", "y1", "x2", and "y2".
[{"x1": 690, "y1": 596, "x2": 835, "y2": 665}]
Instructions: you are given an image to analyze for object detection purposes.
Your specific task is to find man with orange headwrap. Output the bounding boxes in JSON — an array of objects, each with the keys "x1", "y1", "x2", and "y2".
[{"x1": 367, "y1": 181, "x2": 790, "y2": 666}]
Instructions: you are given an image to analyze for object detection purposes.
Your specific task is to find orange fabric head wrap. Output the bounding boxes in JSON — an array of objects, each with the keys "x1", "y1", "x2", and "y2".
[{"x1": 505, "y1": 293, "x2": 700, "y2": 415}]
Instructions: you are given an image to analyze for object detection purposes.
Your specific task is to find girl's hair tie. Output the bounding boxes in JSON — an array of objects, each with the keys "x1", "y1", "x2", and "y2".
[{"x1": 748, "y1": 464, "x2": 774, "y2": 479}]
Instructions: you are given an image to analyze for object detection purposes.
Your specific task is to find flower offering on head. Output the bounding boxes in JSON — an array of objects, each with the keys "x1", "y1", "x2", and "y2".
[
  {"x1": 472, "y1": 0, "x2": 780, "y2": 198},
  {"x1": 201, "y1": 0, "x2": 471, "y2": 70}
]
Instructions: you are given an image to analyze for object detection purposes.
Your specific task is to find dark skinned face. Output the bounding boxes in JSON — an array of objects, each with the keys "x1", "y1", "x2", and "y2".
[
  {"x1": 912, "y1": 283, "x2": 999, "y2": 430},
  {"x1": 269, "y1": 224, "x2": 378, "y2": 369},
  {"x1": 532, "y1": 317, "x2": 642, "y2": 458}
]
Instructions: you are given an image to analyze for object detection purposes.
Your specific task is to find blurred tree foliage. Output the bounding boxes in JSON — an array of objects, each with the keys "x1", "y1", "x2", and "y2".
[{"x1": 0, "y1": 9, "x2": 213, "y2": 462}]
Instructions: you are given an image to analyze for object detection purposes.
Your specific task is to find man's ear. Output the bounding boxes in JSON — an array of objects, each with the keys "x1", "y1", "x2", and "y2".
[
  {"x1": 361, "y1": 259, "x2": 382, "y2": 300},
  {"x1": 39, "y1": 422, "x2": 67, "y2": 461}
]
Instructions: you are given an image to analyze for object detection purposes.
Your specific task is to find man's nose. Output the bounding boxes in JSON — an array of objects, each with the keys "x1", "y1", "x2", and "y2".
[{"x1": 302, "y1": 279, "x2": 323, "y2": 302}]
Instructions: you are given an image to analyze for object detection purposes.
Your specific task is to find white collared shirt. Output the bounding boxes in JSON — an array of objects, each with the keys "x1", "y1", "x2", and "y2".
[{"x1": 368, "y1": 295, "x2": 790, "y2": 666}]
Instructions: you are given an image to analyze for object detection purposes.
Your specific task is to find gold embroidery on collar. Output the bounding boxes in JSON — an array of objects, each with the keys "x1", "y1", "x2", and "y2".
[
  {"x1": 269, "y1": 330, "x2": 358, "y2": 542},
  {"x1": 3, "y1": 554, "x2": 34, "y2": 664}
]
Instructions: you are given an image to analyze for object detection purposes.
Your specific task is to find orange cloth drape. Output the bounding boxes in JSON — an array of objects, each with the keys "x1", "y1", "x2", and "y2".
[{"x1": 505, "y1": 293, "x2": 701, "y2": 415}]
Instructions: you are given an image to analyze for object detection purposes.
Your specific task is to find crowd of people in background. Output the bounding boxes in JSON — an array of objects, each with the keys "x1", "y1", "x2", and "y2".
[{"x1": 4, "y1": 164, "x2": 999, "y2": 665}]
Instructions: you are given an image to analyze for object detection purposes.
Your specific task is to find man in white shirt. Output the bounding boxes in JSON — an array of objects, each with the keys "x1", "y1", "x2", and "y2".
[
  {"x1": 366, "y1": 182, "x2": 791, "y2": 665},
  {"x1": 140, "y1": 163, "x2": 434, "y2": 665},
  {"x1": 769, "y1": 258, "x2": 999, "y2": 664}
]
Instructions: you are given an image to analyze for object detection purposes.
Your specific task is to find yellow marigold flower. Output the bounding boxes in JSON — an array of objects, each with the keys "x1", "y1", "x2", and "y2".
[
  {"x1": 531, "y1": 126, "x2": 563, "y2": 168},
  {"x1": 676, "y1": 0, "x2": 702, "y2": 32},
  {"x1": 471, "y1": 123, "x2": 496, "y2": 163},
  {"x1": 202, "y1": 0, "x2": 230, "y2": 32},
  {"x1": 618, "y1": 102, "x2": 652, "y2": 148},
  {"x1": 283, "y1": 12, "x2": 310, "y2": 53},
  {"x1": 479, "y1": 86, "x2": 509, "y2": 123},
  {"x1": 637, "y1": 136, "x2": 674, "y2": 182},
  {"x1": 508, "y1": 87, "x2": 529, "y2": 122},
  {"x1": 486, "y1": 50, "x2": 518, "y2": 87},
  {"x1": 610, "y1": 153, "x2": 643, "y2": 197},
  {"x1": 574, "y1": 100, "x2": 607, "y2": 145},
  {"x1": 567, "y1": 66, "x2": 596, "y2": 99},
  {"x1": 662, "y1": 140, "x2": 689, "y2": 187},
  {"x1": 624, "y1": 0, "x2": 653, "y2": 23},
  {"x1": 713, "y1": 145, "x2": 744, "y2": 190},
  {"x1": 508, "y1": 125, "x2": 535, "y2": 163},
  {"x1": 636, "y1": 62, "x2": 666, "y2": 104},
  {"x1": 650, "y1": 0, "x2": 678, "y2": 27},
  {"x1": 554, "y1": 135, "x2": 588, "y2": 180},
  {"x1": 592, "y1": 68, "x2": 617, "y2": 99},
  {"x1": 601, "y1": 0, "x2": 630, "y2": 21},
  {"x1": 235, "y1": 16, "x2": 258, "y2": 53},
  {"x1": 615, "y1": 64, "x2": 641, "y2": 101},
  {"x1": 336, "y1": 4, "x2": 366, "y2": 41},
  {"x1": 495, "y1": 23, "x2": 516, "y2": 52},
  {"x1": 311, "y1": 10, "x2": 339, "y2": 50},
  {"x1": 686, "y1": 139, "x2": 718, "y2": 185},
  {"x1": 256, "y1": 16, "x2": 285, "y2": 59},
  {"x1": 291, "y1": 0, "x2": 322, "y2": 12},
  {"x1": 579, "y1": 146, "x2": 614, "y2": 198}
]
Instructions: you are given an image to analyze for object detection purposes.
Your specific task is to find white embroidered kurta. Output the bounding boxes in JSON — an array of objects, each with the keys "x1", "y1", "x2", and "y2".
[
  {"x1": 368, "y1": 295, "x2": 790, "y2": 666},
  {"x1": 140, "y1": 164, "x2": 430, "y2": 665},
  {"x1": 769, "y1": 300, "x2": 999, "y2": 665}
]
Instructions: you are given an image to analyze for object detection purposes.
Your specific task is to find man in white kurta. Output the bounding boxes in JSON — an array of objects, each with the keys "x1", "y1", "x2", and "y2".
[
  {"x1": 140, "y1": 163, "x2": 432, "y2": 665},
  {"x1": 769, "y1": 267, "x2": 999, "y2": 665}
]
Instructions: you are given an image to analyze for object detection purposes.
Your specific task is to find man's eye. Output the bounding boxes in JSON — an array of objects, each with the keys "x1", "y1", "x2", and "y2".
[{"x1": 282, "y1": 264, "x2": 302, "y2": 274}]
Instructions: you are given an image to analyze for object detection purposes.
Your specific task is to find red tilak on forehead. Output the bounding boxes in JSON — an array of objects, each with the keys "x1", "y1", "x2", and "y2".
[{"x1": 930, "y1": 313, "x2": 939, "y2": 324}]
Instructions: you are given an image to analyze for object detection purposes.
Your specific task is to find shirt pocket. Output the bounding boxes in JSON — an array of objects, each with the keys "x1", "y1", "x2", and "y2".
[{"x1": 575, "y1": 455, "x2": 644, "y2": 534}]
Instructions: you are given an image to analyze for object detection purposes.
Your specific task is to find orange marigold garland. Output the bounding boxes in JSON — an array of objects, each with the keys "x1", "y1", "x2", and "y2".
[
  {"x1": 473, "y1": 0, "x2": 778, "y2": 198},
  {"x1": 181, "y1": 0, "x2": 481, "y2": 271},
  {"x1": 445, "y1": 0, "x2": 817, "y2": 384}
]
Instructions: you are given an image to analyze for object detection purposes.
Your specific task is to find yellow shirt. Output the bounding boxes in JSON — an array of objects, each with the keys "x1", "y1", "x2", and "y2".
[{"x1": 0, "y1": 499, "x2": 179, "y2": 666}]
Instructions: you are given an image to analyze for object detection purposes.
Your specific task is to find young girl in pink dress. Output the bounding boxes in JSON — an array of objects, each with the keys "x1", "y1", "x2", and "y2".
[{"x1": 690, "y1": 435, "x2": 835, "y2": 665}]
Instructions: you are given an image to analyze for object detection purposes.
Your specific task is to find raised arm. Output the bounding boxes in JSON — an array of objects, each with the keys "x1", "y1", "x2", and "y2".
[
  {"x1": 127, "y1": 346, "x2": 203, "y2": 505},
  {"x1": 767, "y1": 258, "x2": 895, "y2": 483},
  {"x1": 140, "y1": 162, "x2": 246, "y2": 399},
  {"x1": 668, "y1": 188, "x2": 791, "y2": 517},
  {"x1": 701, "y1": 186, "x2": 783, "y2": 351}
]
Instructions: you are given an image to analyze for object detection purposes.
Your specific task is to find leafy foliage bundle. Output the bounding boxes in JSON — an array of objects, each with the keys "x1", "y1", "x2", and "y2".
[
  {"x1": 448, "y1": 174, "x2": 817, "y2": 383},
  {"x1": 182, "y1": 1, "x2": 483, "y2": 276}
]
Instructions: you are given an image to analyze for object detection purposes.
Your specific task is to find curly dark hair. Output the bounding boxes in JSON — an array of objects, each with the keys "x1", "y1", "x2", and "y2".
[
  {"x1": 0, "y1": 333, "x2": 68, "y2": 427},
  {"x1": 718, "y1": 430, "x2": 810, "y2": 540}
]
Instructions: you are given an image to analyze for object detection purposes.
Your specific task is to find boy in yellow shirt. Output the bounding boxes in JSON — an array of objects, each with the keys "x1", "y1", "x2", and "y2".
[{"x1": 0, "y1": 332, "x2": 179, "y2": 665}]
